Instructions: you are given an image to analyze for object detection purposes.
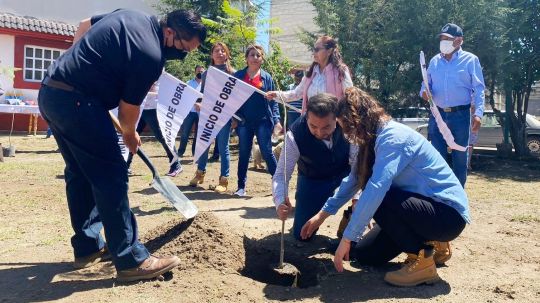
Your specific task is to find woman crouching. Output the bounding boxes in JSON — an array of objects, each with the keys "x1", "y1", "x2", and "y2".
[{"x1": 301, "y1": 87, "x2": 470, "y2": 287}]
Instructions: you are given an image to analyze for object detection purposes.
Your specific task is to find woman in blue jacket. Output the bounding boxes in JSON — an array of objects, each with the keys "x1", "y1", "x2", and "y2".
[{"x1": 233, "y1": 45, "x2": 282, "y2": 196}]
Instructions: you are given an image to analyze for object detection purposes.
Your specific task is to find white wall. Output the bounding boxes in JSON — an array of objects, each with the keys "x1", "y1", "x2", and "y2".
[
  {"x1": 0, "y1": 34, "x2": 15, "y2": 98},
  {"x1": 0, "y1": 0, "x2": 159, "y2": 24}
]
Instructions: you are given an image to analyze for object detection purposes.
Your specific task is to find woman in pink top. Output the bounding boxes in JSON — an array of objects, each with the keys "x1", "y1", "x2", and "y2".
[{"x1": 266, "y1": 36, "x2": 353, "y2": 113}]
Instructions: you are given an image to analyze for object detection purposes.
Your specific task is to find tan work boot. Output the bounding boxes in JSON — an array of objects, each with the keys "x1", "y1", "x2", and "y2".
[
  {"x1": 431, "y1": 241, "x2": 452, "y2": 265},
  {"x1": 189, "y1": 170, "x2": 205, "y2": 187},
  {"x1": 116, "y1": 255, "x2": 181, "y2": 282},
  {"x1": 402, "y1": 253, "x2": 417, "y2": 267},
  {"x1": 209, "y1": 176, "x2": 228, "y2": 193},
  {"x1": 384, "y1": 249, "x2": 440, "y2": 287},
  {"x1": 73, "y1": 247, "x2": 111, "y2": 269}
]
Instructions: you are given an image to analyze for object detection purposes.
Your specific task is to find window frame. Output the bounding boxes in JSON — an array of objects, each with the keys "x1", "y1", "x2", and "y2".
[{"x1": 23, "y1": 45, "x2": 63, "y2": 83}]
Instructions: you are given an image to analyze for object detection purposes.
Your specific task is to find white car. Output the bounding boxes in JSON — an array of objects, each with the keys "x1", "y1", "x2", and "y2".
[
  {"x1": 416, "y1": 110, "x2": 540, "y2": 156},
  {"x1": 392, "y1": 107, "x2": 430, "y2": 129}
]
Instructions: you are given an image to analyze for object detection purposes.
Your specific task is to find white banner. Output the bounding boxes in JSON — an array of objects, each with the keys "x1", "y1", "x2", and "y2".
[
  {"x1": 193, "y1": 66, "x2": 258, "y2": 162},
  {"x1": 157, "y1": 72, "x2": 203, "y2": 163},
  {"x1": 110, "y1": 100, "x2": 146, "y2": 162}
]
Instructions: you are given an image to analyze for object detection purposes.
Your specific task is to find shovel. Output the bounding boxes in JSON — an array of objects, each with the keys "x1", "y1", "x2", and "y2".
[{"x1": 109, "y1": 112, "x2": 198, "y2": 219}]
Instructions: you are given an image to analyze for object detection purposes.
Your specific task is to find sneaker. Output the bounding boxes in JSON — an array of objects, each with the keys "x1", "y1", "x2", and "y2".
[
  {"x1": 73, "y1": 247, "x2": 111, "y2": 269},
  {"x1": 166, "y1": 163, "x2": 183, "y2": 177},
  {"x1": 116, "y1": 255, "x2": 181, "y2": 283},
  {"x1": 233, "y1": 188, "x2": 246, "y2": 197},
  {"x1": 384, "y1": 249, "x2": 440, "y2": 287}
]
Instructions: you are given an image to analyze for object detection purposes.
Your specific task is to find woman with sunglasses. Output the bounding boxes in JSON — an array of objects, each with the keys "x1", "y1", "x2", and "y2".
[
  {"x1": 189, "y1": 42, "x2": 236, "y2": 193},
  {"x1": 266, "y1": 36, "x2": 353, "y2": 112}
]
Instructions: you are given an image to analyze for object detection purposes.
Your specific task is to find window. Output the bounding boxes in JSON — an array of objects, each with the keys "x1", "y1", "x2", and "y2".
[{"x1": 23, "y1": 46, "x2": 62, "y2": 82}]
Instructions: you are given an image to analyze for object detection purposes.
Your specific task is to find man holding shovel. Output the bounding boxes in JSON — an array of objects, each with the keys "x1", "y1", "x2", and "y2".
[
  {"x1": 38, "y1": 9, "x2": 206, "y2": 282},
  {"x1": 272, "y1": 93, "x2": 357, "y2": 241}
]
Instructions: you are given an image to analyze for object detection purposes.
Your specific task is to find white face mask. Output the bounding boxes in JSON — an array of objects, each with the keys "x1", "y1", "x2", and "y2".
[{"x1": 440, "y1": 40, "x2": 455, "y2": 55}]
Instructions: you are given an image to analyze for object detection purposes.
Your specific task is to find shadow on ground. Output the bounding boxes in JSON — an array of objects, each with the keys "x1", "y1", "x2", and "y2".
[
  {"x1": 239, "y1": 233, "x2": 452, "y2": 302},
  {"x1": 470, "y1": 156, "x2": 540, "y2": 182},
  {"x1": 0, "y1": 262, "x2": 114, "y2": 302}
]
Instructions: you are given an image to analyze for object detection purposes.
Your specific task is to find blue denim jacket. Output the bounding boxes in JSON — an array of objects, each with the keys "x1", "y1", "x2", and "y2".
[
  {"x1": 234, "y1": 68, "x2": 281, "y2": 127},
  {"x1": 322, "y1": 120, "x2": 470, "y2": 241}
]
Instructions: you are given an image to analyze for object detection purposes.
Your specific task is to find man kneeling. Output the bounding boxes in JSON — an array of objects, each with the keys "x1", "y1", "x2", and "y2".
[{"x1": 272, "y1": 93, "x2": 355, "y2": 241}]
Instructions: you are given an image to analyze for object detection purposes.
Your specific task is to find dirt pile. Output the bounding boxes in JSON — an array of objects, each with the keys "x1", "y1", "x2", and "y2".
[{"x1": 141, "y1": 212, "x2": 245, "y2": 272}]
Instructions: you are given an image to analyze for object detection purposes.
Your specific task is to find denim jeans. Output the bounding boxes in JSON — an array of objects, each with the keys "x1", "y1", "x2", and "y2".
[
  {"x1": 293, "y1": 175, "x2": 344, "y2": 241},
  {"x1": 126, "y1": 109, "x2": 179, "y2": 169},
  {"x1": 197, "y1": 120, "x2": 231, "y2": 177},
  {"x1": 236, "y1": 119, "x2": 277, "y2": 189},
  {"x1": 352, "y1": 187, "x2": 466, "y2": 265},
  {"x1": 38, "y1": 85, "x2": 149, "y2": 271},
  {"x1": 428, "y1": 108, "x2": 470, "y2": 186},
  {"x1": 178, "y1": 111, "x2": 199, "y2": 157}
]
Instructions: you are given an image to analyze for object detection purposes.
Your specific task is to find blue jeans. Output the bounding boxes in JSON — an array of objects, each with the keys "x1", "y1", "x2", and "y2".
[
  {"x1": 197, "y1": 120, "x2": 231, "y2": 177},
  {"x1": 38, "y1": 85, "x2": 149, "y2": 271},
  {"x1": 237, "y1": 120, "x2": 277, "y2": 189},
  {"x1": 178, "y1": 111, "x2": 198, "y2": 157},
  {"x1": 428, "y1": 108, "x2": 470, "y2": 186},
  {"x1": 293, "y1": 175, "x2": 344, "y2": 241},
  {"x1": 126, "y1": 109, "x2": 179, "y2": 169}
]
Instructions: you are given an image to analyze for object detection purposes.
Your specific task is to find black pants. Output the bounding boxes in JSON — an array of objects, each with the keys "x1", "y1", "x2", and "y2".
[{"x1": 352, "y1": 187, "x2": 466, "y2": 266}]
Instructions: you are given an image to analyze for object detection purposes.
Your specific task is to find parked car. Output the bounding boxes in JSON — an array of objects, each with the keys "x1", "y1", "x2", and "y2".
[
  {"x1": 392, "y1": 107, "x2": 430, "y2": 129},
  {"x1": 416, "y1": 110, "x2": 540, "y2": 156}
]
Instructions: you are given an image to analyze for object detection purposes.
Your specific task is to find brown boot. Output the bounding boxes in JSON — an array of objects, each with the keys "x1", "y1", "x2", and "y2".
[
  {"x1": 384, "y1": 249, "x2": 440, "y2": 287},
  {"x1": 116, "y1": 255, "x2": 181, "y2": 282},
  {"x1": 209, "y1": 176, "x2": 228, "y2": 193},
  {"x1": 73, "y1": 247, "x2": 111, "y2": 269},
  {"x1": 432, "y1": 241, "x2": 452, "y2": 265},
  {"x1": 189, "y1": 170, "x2": 205, "y2": 187},
  {"x1": 401, "y1": 253, "x2": 417, "y2": 267}
]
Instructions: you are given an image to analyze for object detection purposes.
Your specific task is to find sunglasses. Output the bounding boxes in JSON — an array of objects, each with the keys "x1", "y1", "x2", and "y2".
[{"x1": 313, "y1": 46, "x2": 326, "y2": 53}]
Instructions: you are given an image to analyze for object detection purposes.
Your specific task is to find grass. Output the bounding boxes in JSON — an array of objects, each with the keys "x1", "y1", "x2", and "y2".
[{"x1": 510, "y1": 214, "x2": 540, "y2": 223}]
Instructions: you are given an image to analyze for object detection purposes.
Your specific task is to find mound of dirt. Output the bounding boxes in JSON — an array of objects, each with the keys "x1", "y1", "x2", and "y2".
[{"x1": 141, "y1": 212, "x2": 245, "y2": 272}]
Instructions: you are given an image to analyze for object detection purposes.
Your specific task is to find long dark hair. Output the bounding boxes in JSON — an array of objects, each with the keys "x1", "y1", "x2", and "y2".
[
  {"x1": 210, "y1": 42, "x2": 234, "y2": 74},
  {"x1": 336, "y1": 87, "x2": 391, "y2": 190},
  {"x1": 306, "y1": 36, "x2": 349, "y2": 81}
]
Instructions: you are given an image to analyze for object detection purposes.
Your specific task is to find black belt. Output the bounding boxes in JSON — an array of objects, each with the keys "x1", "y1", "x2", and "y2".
[
  {"x1": 43, "y1": 76, "x2": 80, "y2": 93},
  {"x1": 437, "y1": 104, "x2": 470, "y2": 113}
]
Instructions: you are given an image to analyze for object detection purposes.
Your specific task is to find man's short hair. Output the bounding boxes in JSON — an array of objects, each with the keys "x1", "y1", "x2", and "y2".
[
  {"x1": 195, "y1": 65, "x2": 204, "y2": 70},
  {"x1": 161, "y1": 10, "x2": 207, "y2": 43},
  {"x1": 307, "y1": 93, "x2": 338, "y2": 118}
]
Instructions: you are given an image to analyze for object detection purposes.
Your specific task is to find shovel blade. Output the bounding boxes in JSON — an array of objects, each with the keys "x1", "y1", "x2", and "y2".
[{"x1": 151, "y1": 176, "x2": 198, "y2": 219}]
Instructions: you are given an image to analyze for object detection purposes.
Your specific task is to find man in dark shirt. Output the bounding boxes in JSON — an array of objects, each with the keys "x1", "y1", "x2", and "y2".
[{"x1": 38, "y1": 9, "x2": 206, "y2": 282}]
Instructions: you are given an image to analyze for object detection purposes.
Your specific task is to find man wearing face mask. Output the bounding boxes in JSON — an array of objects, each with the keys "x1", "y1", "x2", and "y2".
[
  {"x1": 38, "y1": 9, "x2": 206, "y2": 282},
  {"x1": 178, "y1": 65, "x2": 205, "y2": 157},
  {"x1": 420, "y1": 23, "x2": 485, "y2": 187}
]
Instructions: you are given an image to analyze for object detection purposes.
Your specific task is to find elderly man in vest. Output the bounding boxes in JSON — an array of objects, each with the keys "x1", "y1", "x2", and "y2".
[{"x1": 272, "y1": 93, "x2": 356, "y2": 241}]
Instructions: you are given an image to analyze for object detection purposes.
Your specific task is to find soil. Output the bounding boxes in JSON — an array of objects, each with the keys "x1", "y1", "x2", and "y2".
[{"x1": 0, "y1": 135, "x2": 539, "y2": 303}]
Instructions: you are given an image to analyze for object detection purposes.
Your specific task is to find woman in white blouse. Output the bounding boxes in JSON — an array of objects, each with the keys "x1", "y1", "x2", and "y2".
[{"x1": 266, "y1": 35, "x2": 353, "y2": 112}]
